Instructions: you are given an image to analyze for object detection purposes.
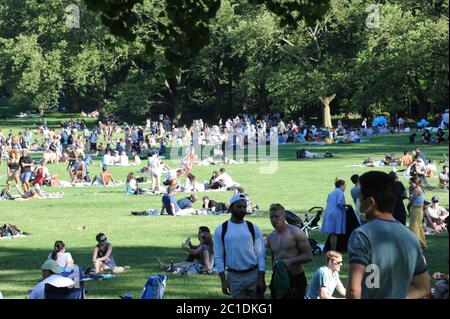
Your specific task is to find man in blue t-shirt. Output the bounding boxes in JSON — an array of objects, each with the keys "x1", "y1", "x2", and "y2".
[
  {"x1": 161, "y1": 187, "x2": 197, "y2": 216},
  {"x1": 347, "y1": 171, "x2": 430, "y2": 299},
  {"x1": 161, "y1": 187, "x2": 180, "y2": 216},
  {"x1": 177, "y1": 194, "x2": 197, "y2": 210}
]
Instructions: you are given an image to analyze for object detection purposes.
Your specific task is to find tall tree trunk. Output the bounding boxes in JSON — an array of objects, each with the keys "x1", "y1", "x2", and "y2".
[
  {"x1": 416, "y1": 90, "x2": 428, "y2": 119},
  {"x1": 91, "y1": 89, "x2": 105, "y2": 118},
  {"x1": 228, "y1": 63, "x2": 233, "y2": 114},
  {"x1": 320, "y1": 94, "x2": 336, "y2": 128},
  {"x1": 73, "y1": 91, "x2": 81, "y2": 112},
  {"x1": 257, "y1": 81, "x2": 269, "y2": 116},
  {"x1": 165, "y1": 76, "x2": 182, "y2": 122}
]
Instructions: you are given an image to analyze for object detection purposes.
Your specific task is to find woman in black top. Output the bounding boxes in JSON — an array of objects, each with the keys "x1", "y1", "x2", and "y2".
[
  {"x1": 6, "y1": 150, "x2": 23, "y2": 194},
  {"x1": 388, "y1": 172, "x2": 408, "y2": 225}
]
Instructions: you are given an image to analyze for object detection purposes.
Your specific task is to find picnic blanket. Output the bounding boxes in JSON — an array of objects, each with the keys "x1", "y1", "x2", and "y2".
[
  {"x1": 132, "y1": 209, "x2": 228, "y2": 216},
  {"x1": 59, "y1": 181, "x2": 127, "y2": 188},
  {"x1": 0, "y1": 234, "x2": 28, "y2": 239}
]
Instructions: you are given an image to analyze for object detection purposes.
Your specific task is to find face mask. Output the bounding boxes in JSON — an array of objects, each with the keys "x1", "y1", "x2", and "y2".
[{"x1": 359, "y1": 197, "x2": 372, "y2": 217}]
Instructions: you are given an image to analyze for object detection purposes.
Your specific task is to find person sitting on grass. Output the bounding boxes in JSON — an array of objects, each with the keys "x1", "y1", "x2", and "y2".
[
  {"x1": 423, "y1": 201, "x2": 440, "y2": 234},
  {"x1": 183, "y1": 173, "x2": 203, "y2": 192},
  {"x1": 69, "y1": 158, "x2": 86, "y2": 184},
  {"x1": 183, "y1": 226, "x2": 211, "y2": 262},
  {"x1": 439, "y1": 165, "x2": 449, "y2": 189},
  {"x1": 47, "y1": 240, "x2": 75, "y2": 267},
  {"x1": 125, "y1": 172, "x2": 144, "y2": 195},
  {"x1": 435, "y1": 128, "x2": 446, "y2": 143},
  {"x1": 33, "y1": 159, "x2": 58, "y2": 189},
  {"x1": 306, "y1": 251, "x2": 346, "y2": 299},
  {"x1": 409, "y1": 158, "x2": 426, "y2": 178},
  {"x1": 401, "y1": 151, "x2": 413, "y2": 167},
  {"x1": 92, "y1": 166, "x2": 116, "y2": 186},
  {"x1": 92, "y1": 233, "x2": 125, "y2": 274},
  {"x1": 157, "y1": 230, "x2": 214, "y2": 275},
  {"x1": 28, "y1": 260, "x2": 75, "y2": 299},
  {"x1": 425, "y1": 160, "x2": 437, "y2": 178},
  {"x1": 425, "y1": 196, "x2": 449, "y2": 232},
  {"x1": 431, "y1": 272, "x2": 449, "y2": 299},
  {"x1": 208, "y1": 171, "x2": 224, "y2": 189},
  {"x1": 216, "y1": 168, "x2": 238, "y2": 189},
  {"x1": 160, "y1": 186, "x2": 197, "y2": 216}
]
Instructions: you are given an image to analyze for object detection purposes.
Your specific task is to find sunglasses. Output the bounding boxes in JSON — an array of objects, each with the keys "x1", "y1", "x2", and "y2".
[{"x1": 335, "y1": 261, "x2": 343, "y2": 265}]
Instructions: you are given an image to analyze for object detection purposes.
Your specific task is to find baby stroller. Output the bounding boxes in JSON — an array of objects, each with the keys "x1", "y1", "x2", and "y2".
[
  {"x1": 285, "y1": 207, "x2": 323, "y2": 255},
  {"x1": 301, "y1": 207, "x2": 322, "y2": 237}
]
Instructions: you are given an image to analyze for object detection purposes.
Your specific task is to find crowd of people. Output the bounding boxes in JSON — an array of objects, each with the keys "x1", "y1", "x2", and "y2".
[
  {"x1": 1, "y1": 112, "x2": 448, "y2": 300},
  {"x1": 23, "y1": 170, "x2": 447, "y2": 299}
]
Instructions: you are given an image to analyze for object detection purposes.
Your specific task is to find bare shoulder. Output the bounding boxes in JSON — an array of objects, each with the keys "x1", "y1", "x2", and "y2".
[
  {"x1": 266, "y1": 230, "x2": 277, "y2": 242},
  {"x1": 288, "y1": 224, "x2": 308, "y2": 240}
]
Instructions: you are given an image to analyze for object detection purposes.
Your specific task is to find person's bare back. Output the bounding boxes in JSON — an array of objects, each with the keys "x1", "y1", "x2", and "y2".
[
  {"x1": 267, "y1": 224, "x2": 310, "y2": 275},
  {"x1": 101, "y1": 171, "x2": 112, "y2": 185}
]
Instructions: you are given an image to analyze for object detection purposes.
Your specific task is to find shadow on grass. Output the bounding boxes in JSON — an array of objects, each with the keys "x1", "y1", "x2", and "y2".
[
  {"x1": 0, "y1": 245, "x2": 227, "y2": 299},
  {"x1": 0, "y1": 231, "x2": 448, "y2": 299}
]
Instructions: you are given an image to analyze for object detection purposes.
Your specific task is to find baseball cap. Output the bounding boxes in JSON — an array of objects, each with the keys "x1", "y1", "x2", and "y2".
[
  {"x1": 230, "y1": 193, "x2": 248, "y2": 205},
  {"x1": 96, "y1": 233, "x2": 107, "y2": 242},
  {"x1": 432, "y1": 196, "x2": 440, "y2": 202},
  {"x1": 41, "y1": 260, "x2": 61, "y2": 274}
]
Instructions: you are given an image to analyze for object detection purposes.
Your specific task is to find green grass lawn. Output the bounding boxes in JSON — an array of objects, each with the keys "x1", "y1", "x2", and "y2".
[{"x1": 0, "y1": 113, "x2": 448, "y2": 299}]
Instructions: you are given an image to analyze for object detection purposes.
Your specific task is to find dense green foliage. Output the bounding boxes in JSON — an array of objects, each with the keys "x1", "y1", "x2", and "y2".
[{"x1": 0, "y1": 0, "x2": 448, "y2": 122}]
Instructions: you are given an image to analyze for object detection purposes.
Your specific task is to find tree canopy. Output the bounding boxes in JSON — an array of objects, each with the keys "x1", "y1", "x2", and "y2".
[{"x1": 0, "y1": 0, "x2": 448, "y2": 122}]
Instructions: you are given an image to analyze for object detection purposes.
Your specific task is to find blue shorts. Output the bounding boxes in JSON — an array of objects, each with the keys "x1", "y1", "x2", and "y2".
[{"x1": 21, "y1": 172, "x2": 32, "y2": 183}]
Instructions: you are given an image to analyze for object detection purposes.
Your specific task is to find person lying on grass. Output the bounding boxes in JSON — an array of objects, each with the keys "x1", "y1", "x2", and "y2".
[{"x1": 18, "y1": 187, "x2": 64, "y2": 200}]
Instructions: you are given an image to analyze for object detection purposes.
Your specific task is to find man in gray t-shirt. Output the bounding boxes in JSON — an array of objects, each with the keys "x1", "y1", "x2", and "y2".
[{"x1": 347, "y1": 171, "x2": 430, "y2": 299}]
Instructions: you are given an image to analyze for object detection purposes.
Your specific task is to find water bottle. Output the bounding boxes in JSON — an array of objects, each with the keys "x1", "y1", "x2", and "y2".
[{"x1": 169, "y1": 259, "x2": 175, "y2": 272}]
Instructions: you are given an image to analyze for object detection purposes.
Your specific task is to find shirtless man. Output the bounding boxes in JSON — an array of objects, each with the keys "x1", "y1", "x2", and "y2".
[
  {"x1": 92, "y1": 167, "x2": 116, "y2": 186},
  {"x1": 266, "y1": 203, "x2": 313, "y2": 298}
]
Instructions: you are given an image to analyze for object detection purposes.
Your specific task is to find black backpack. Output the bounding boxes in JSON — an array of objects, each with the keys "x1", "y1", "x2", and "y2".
[
  {"x1": 296, "y1": 149, "x2": 306, "y2": 159},
  {"x1": 0, "y1": 188, "x2": 14, "y2": 200}
]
